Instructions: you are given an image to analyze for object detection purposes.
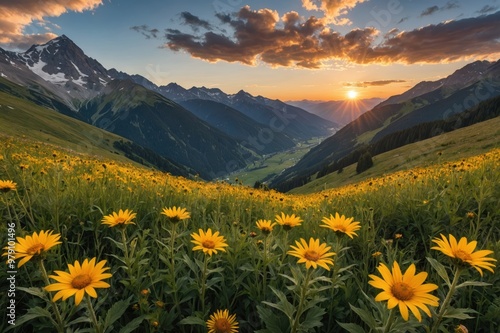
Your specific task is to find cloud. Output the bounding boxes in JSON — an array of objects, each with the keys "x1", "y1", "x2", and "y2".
[
  {"x1": 420, "y1": 6, "x2": 440, "y2": 17},
  {"x1": 130, "y1": 25, "x2": 160, "y2": 39},
  {"x1": 0, "y1": 0, "x2": 102, "y2": 49},
  {"x1": 149, "y1": 7, "x2": 500, "y2": 68},
  {"x1": 420, "y1": 1, "x2": 460, "y2": 17},
  {"x1": 477, "y1": 5, "x2": 498, "y2": 14},
  {"x1": 301, "y1": 0, "x2": 367, "y2": 24},
  {"x1": 345, "y1": 80, "x2": 407, "y2": 87},
  {"x1": 180, "y1": 12, "x2": 212, "y2": 31}
]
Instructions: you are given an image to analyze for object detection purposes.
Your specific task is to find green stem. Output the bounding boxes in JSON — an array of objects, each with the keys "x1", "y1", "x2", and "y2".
[
  {"x1": 430, "y1": 267, "x2": 463, "y2": 333},
  {"x1": 291, "y1": 269, "x2": 313, "y2": 333},
  {"x1": 86, "y1": 294, "x2": 102, "y2": 333},
  {"x1": 39, "y1": 260, "x2": 65, "y2": 333},
  {"x1": 120, "y1": 228, "x2": 129, "y2": 262},
  {"x1": 262, "y1": 236, "x2": 268, "y2": 299},
  {"x1": 383, "y1": 308, "x2": 397, "y2": 333},
  {"x1": 200, "y1": 255, "x2": 209, "y2": 314},
  {"x1": 281, "y1": 231, "x2": 289, "y2": 264},
  {"x1": 170, "y1": 223, "x2": 177, "y2": 271}
]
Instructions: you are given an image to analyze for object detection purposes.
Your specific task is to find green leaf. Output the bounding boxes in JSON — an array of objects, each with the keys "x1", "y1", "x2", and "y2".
[
  {"x1": 17, "y1": 286, "x2": 47, "y2": 300},
  {"x1": 337, "y1": 322, "x2": 366, "y2": 333},
  {"x1": 119, "y1": 315, "x2": 146, "y2": 333},
  {"x1": 178, "y1": 315, "x2": 206, "y2": 326},
  {"x1": 9, "y1": 306, "x2": 53, "y2": 328},
  {"x1": 257, "y1": 305, "x2": 289, "y2": 333},
  {"x1": 456, "y1": 281, "x2": 491, "y2": 289},
  {"x1": 67, "y1": 316, "x2": 91, "y2": 326},
  {"x1": 443, "y1": 307, "x2": 477, "y2": 320},
  {"x1": 300, "y1": 305, "x2": 325, "y2": 330},
  {"x1": 262, "y1": 286, "x2": 295, "y2": 319},
  {"x1": 349, "y1": 303, "x2": 377, "y2": 328},
  {"x1": 426, "y1": 257, "x2": 451, "y2": 286},
  {"x1": 104, "y1": 296, "x2": 133, "y2": 332}
]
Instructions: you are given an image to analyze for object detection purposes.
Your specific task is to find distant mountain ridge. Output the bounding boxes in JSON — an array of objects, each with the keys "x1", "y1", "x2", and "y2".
[
  {"x1": 0, "y1": 35, "x2": 333, "y2": 180},
  {"x1": 287, "y1": 98, "x2": 384, "y2": 125}
]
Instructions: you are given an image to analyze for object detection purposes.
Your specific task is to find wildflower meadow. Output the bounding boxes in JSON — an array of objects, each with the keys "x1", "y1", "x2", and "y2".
[{"x1": 0, "y1": 136, "x2": 499, "y2": 333}]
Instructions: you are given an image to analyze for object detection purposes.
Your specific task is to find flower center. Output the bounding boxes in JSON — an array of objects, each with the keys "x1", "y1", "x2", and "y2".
[
  {"x1": 71, "y1": 274, "x2": 92, "y2": 289},
  {"x1": 115, "y1": 217, "x2": 126, "y2": 224},
  {"x1": 214, "y1": 318, "x2": 231, "y2": 333},
  {"x1": 27, "y1": 243, "x2": 45, "y2": 255},
  {"x1": 304, "y1": 250, "x2": 320, "y2": 262},
  {"x1": 453, "y1": 249, "x2": 472, "y2": 262},
  {"x1": 202, "y1": 240, "x2": 215, "y2": 249},
  {"x1": 334, "y1": 225, "x2": 347, "y2": 232},
  {"x1": 169, "y1": 215, "x2": 181, "y2": 223},
  {"x1": 391, "y1": 282, "x2": 414, "y2": 301}
]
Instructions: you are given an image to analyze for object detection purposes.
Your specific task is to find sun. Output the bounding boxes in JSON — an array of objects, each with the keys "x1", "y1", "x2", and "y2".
[{"x1": 347, "y1": 90, "x2": 358, "y2": 100}]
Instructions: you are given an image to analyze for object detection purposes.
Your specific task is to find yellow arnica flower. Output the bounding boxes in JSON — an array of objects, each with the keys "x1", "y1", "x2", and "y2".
[
  {"x1": 0, "y1": 180, "x2": 17, "y2": 193},
  {"x1": 256, "y1": 219, "x2": 276, "y2": 235},
  {"x1": 191, "y1": 228, "x2": 228, "y2": 256},
  {"x1": 4, "y1": 230, "x2": 61, "y2": 267},
  {"x1": 368, "y1": 261, "x2": 439, "y2": 322},
  {"x1": 320, "y1": 213, "x2": 361, "y2": 238},
  {"x1": 45, "y1": 258, "x2": 112, "y2": 306},
  {"x1": 275, "y1": 212, "x2": 303, "y2": 230},
  {"x1": 431, "y1": 234, "x2": 496, "y2": 276},
  {"x1": 161, "y1": 206, "x2": 190, "y2": 223},
  {"x1": 287, "y1": 238, "x2": 336, "y2": 270},
  {"x1": 206, "y1": 309, "x2": 239, "y2": 333},
  {"x1": 101, "y1": 209, "x2": 136, "y2": 227}
]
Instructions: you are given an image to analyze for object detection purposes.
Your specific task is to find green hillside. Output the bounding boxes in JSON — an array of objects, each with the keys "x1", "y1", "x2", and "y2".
[
  {"x1": 291, "y1": 116, "x2": 500, "y2": 193},
  {"x1": 0, "y1": 89, "x2": 137, "y2": 163}
]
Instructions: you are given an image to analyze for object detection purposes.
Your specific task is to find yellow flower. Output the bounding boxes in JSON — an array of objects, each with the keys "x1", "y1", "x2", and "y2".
[
  {"x1": 4, "y1": 230, "x2": 61, "y2": 267},
  {"x1": 287, "y1": 238, "x2": 335, "y2": 270},
  {"x1": 161, "y1": 206, "x2": 190, "y2": 223},
  {"x1": 206, "y1": 309, "x2": 239, "y2": 333},
  {"x1": 431, "y1": 234, "x2": 496, "y2": 276},
  {"x1": 256, "y1": 219, "x2": 276, "y2": 235},
  {"x1": 372, "y1": 251, "x2": 383, "y2": 258},
  {"x1": 45, "y1": 258, "x2": 112, "y2": 306},
  {"x1": 320, "y1": 213, "x2": 361, "y2": 238},
  {"x1": 275, "y1": 212, "x2": 302, "y2": 231},
  {"x1": 368, "y1": 261, "x2": 439, "y2": 322},
  {"x1": 0, "y1": 180, "x2": 17, "y2": 193},
  {"x1": 191, "y1": 229, "x2": 228, "y2": 256},
  {"x1": 101, "y1": 209, "x2": 136, "y2": 227}
]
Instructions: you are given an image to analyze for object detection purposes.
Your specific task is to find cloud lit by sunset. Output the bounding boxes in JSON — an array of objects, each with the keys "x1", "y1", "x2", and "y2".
[{"x1": 1, "y1": 0, "x2": 498, "y2": 101}]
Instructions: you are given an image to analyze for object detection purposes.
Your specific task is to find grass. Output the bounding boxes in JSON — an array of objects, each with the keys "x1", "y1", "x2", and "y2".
[
  {"x1": 293, "y1": 116, "x2": 500, "y2": 194},
  {"x1": 230, "y1": 138, "x2": 323, "y2": 186},
  {"x1": 0, "y1": 91, "x2": 135, "y2": 163},
  {"x1": 0, "y1": 130, "x2": 499, "y2": 333}
]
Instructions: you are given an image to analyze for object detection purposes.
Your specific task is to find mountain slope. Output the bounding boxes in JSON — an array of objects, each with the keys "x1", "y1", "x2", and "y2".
[
  {"x1": 0, "y1": 78, "x2": 193, "y2": 177},
  {"x1": 270, "y1": 59, "x2": 500, "y2": 191},
  {"x1": 79, "y1": 79, "x2": 249, "y2": 179},
  {"x1": 179, "y1": 99, "x2": 296, "y2": 154}
]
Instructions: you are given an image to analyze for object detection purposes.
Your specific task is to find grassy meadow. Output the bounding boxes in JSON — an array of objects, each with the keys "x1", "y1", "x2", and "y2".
[{"x1": 0, "y1": 135, "x2": 499, "y2": 333}]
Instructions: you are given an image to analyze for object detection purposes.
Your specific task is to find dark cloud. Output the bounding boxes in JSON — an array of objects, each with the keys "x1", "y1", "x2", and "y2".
[
  {"x1": 345, "y1": 80, "x2": 407, "y2": 88},
  {"x1": 156, "y1": 6, "x2": 500, "y2": 68},
  {"x1": 397, "y1": 17, "x2": 408, "y2": 24},
  {"x1": 180, "y1": 12, "x2": 212, "y2": 31},
  {"x1": 477, "y1": 5, "x2": 498, "y2": 14},
  {"x1": 421, "y1": 1, "x2": 460, "y2": 17},
  {"x1": 130, "y1": 25, "x2": 159, "y2": 39},
  {"x1": 421, "y1": 6, "x2": 440, "y2": 17}
]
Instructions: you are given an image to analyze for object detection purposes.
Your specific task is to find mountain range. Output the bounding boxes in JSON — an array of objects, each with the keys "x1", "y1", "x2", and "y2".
[
  {"x1": 0, "y1": 35, "x2": 335, "y2": 179},
  {"x1": 270, "y1": 59, "x2": 500, "y2": 191},
  {"x1": 1, "y1": 35, "x2": 498, "y2": 188}
]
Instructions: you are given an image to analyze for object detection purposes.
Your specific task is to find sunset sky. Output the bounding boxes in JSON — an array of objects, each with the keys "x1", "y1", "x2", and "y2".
[{"x1": 1, "y1": 0, "x2": 499, "y2": 101}]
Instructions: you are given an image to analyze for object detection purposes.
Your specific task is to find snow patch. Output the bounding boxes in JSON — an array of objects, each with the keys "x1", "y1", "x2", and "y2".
[
  {"x1": 1, "y1": 72, "x2": 7, "y2": 78},
  {"x1": 28, "y1": 59, "x2": 68, "y2": 85}
]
